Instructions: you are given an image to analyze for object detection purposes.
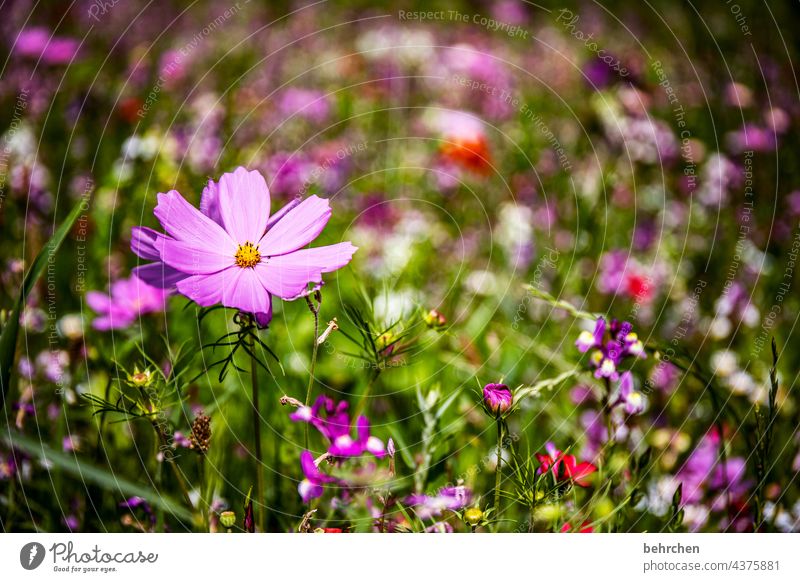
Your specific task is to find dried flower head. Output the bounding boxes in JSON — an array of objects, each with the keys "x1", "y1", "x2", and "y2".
[{"x1": 189, "y1": 413, "x2": 212, "y2": 454}]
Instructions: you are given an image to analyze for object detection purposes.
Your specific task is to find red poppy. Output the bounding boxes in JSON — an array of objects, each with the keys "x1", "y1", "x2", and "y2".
[
  {"x1": 560, "y1": 521, "x2": 594, "y2": 533},
  {"x1": 536, "y1": 442, "x2": 597, "y2": 488}
]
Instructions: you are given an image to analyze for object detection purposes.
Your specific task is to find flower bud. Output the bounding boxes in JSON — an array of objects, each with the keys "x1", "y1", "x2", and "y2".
[
  {"x1": 482, "y1": 383, "x2": 513, "y2": 416},
  {"x1": 464, "y1": 507, "x2": 483, "y2": 526},
  {"x1": 220, "y1": 511, "x2": 236, "y2": 528},
  {"x1": 127, "y1": 367, "x2": 153, "y2": 388},
  {"x1": 423, "y1": 309, "x2": 446, "y2": 329}
]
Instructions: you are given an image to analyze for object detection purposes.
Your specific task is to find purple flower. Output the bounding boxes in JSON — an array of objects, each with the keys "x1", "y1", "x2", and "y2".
[
  {"x1": 575, "y1": 318, "x2": 645, "y2": 381},
  {"x1": 290, "y1": 396, "x2": 385, "y2": 459},
  {"x1": 298, "y1": 450, "x2": 338, "y2": 503},
  {"x1": 614, "y1": 371, "x2": 645, "y2": 415},
  {"x1": 63, "y1": 515, "x2": 80, "y2": 531},
  {"x1": 279, "y1": 88, "x2": 330, "y2": 124},
  {"x1": 483, "y1": 383, "x2": 513, "y2": 416},
  {"x1": 677, "y1": 431, "x2": 751, "y2": 508},
  {"x1": 726, "y1": 123, "x2": 777, "y2": 153},
  {"x1": 290, "y1": 395, "x2": 351, "y2": 443},
  {"x1": 119, "y1": 496, "x2": 155, "y2": 526},
  {"x1": 405, "y1": 485, "x2": 472, "y2": 520},
  {"x1": 142, "y1": 167, "x2": 356, "y2": 323},
  {"x1": 575, "y1": 318, "x2": 606, "y2": 353},
  {"x1": 86, "y1": 275, "x2": 168, "y2": 330},
  {"x1": 328, "y1": 416, "x2": 386, "y2": 459},
  {"x1": 35, "y1": 350, "x2": 70, "y2": 384}
]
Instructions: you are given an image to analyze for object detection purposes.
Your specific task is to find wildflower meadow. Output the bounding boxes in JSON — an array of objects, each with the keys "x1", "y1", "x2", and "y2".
[{"x1": 2, "y1": 0, "x2": 800, "y2": 544}]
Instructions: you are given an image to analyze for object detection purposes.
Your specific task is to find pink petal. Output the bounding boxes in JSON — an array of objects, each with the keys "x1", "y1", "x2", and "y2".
[
  {"x1": 154, "y1": 189, "x2": 235, "y2": 247},
  {"x1": 255, "y1": 242, "x2": 356, "y2": 300},
  {"x1": 199, "y1": 179, "x2": 222, "y2": 224},
  {"x1": 356, "y1": 416, "x2": 370, "y2": 443},
  {"x1": 618, "y1": 371, "x2": 633, "y2": 398},
  {"x1": 265, "y1": 198, "x2": 300, "y2": 230},
  {"x1": 259, "y1": 195, "x2": 331, "y2": 256},
  {"x1": 298, "y1": 479, "x2": 323, "y2": 503},
  {"x1": 176, "y1": 266, "x2": 271, "y2": 314},
  {"x1": 130, "y1": 227, "x2": 161, "y2": 261},
  {"x1": 132, "y1": 263, "x2": 187, "y2": 289},
  {"x1": 156, "y1": 237, "x2": 235, "y2": 275},
  {"x1": 217, "y1": 167, "x2": 271, "y2": 243},
  {"x1": 85, "y1": 291, "x2": 111, "y2": 313}
]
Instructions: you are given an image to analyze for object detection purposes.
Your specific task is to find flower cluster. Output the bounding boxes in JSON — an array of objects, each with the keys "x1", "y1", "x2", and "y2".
[
  {"x1": 405, "y1": 485, "x2": 472, "y2": 520},
  {"x1": 290, "y1": 396, "x2": 386, "y2": 502},
  {"x1": 575, "y1": 317, "x2": 645, "y2": 380}
]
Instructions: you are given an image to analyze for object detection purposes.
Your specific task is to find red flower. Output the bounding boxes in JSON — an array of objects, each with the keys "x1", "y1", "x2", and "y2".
[
  {"x1": 560, "y1": 521, "x2": 594, "y2": 533},
  {"x1": 536, "y1": 442, "x2": 597, "y2": 488}
]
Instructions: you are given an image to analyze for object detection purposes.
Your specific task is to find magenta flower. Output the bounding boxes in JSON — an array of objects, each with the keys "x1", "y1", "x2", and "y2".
[
  {"x1": 14, "y1": 27, "x2": 81, "y2": 65},
  {"x1": 289, "y1": 395, "x2": 351, "y2": 443},
  {"x1": 86, "y1": 275, "x2": 168, "y2": 330},
  {"x1": 575, "y1": 317, "x2": 645, "y2": 381},
  {"x1": 140, "y1": 167, "x2": 356, "y2": 323},
  {"x1": 290, "y1": 396, "x2": 385, "y2": 459},
  {"x1": 298, "y1": 450, "x2": 338, "y2": 503},
  {"x1": 328, "y1": 416, "x2": 386, "y2": 459},
  {"x1": 483, "y1": 383, "x2": 513, "y2": 416}
]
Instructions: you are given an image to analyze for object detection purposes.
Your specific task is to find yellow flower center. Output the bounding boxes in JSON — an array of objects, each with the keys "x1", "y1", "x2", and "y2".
[{"x1": 235, "y1": 242, "x2": 261, "y2": 268}]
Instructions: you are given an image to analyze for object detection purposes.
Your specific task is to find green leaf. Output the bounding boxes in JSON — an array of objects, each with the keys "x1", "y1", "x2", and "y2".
[
  {"x1": 1, "y1": 431, "x2": 194, "y2": 523},
  {"x1": 0, "y1": 197, "x2": 86, "y2": 410}
]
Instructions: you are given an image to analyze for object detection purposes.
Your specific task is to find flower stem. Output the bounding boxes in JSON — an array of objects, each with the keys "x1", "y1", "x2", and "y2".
[
  {"x1": 494, "y1": 420, "x2": 503, "y2": 520},
  {"x1": 198, "y1": 455, "x2": 208, "y2": 532},
  {"x1": 354, "y1": 367, "x2": 380, "y2": 419},
  {"x1": 304, "y1": 295, "x2": 321, "y2": 450},
  {"x1": 250, "y1": 345, "x2": 265, "y2": 532}
]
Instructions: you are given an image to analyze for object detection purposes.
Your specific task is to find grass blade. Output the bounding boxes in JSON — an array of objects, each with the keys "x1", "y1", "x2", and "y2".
[
  {"x1": 0, "y1": 197, "x2": 86, "y2": 410},
  {"x1": 1, "y1": 431, "x2": 194, "y2": 523}
]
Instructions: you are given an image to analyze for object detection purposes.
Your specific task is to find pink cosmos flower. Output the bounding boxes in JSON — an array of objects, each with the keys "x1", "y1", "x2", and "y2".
[
  {"x1": 86, "y1": 275, "x2": 168, "y2": 330},
  {"x1": 138, "y1": 167, "x2": 356, "y2": 324}
]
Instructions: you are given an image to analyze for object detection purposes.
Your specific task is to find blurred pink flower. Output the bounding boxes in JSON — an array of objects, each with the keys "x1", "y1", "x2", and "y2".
[
  {"x1": 279, "y1": 88, "x2": 330, "y2": 123},
  {"x1": 15, "y1": 27, "x2": 80, "y2": 65},
  {"x1": 86, "y1": 276, "x2": 168, "y2": 330}
]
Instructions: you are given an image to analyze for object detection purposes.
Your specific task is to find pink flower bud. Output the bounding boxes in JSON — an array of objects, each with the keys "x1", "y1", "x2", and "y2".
[{"x1": 483, "y1": 383, "x2": 513, "y2": 416}]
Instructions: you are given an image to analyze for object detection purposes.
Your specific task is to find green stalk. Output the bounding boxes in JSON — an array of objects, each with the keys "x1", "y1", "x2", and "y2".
[
  {"x1": 353, "y1": 368, "x2": 380, "y2": 418},
  {"x1": 304, "y1": 296, "x2": 321, "y2": 450},
  {"x1": 152, "y1": 423, "x2": 193, "y2": 511},
  {"x1": 250, "y1": 345, "x2": 265, "y2": 532},
  {"x1": 494, "y1": 421, "x2": 504, "y2": 520}
]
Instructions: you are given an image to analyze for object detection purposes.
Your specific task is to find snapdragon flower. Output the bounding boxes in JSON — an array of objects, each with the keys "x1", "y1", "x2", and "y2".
[{"x1": 575, "y1": 317, "x2": 645, "y2": 380}]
